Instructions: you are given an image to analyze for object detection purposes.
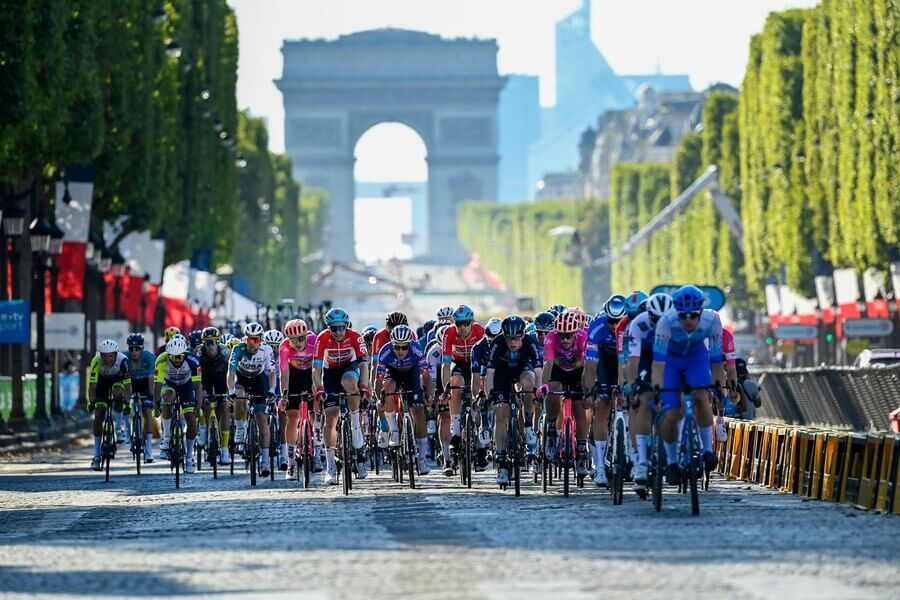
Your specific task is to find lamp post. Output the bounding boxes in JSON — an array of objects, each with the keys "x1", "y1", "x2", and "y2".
[
  {"x1": 0, "y1": 200, "x2": 25, "y2": 435},
  {"x1": 29, "y1": 215, "x2": 53, "y2": 423}
]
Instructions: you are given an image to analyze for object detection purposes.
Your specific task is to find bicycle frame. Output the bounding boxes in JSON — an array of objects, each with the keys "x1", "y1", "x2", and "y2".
[{"x1": 446, "y1": 384, "x2": 475, "y2": 487}]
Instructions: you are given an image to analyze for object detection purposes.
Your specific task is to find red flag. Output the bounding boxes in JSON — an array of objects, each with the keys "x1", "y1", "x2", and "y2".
[{"x1": 56, "y1": 241, "x2": 87, "y2": 300}]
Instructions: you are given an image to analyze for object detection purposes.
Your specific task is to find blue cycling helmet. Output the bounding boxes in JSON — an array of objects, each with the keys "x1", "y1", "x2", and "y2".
[
  {"x1": 501, "y1": 315, "x2": 526, "y2": 337},
  {"x1": 324, "y1": 307, "x2": 350, "y2": 326},
  {"x1": 672, "y1": 284, "x2": 705, "y2": 312},
  {"x1": 126, "y1": 332, "x2": 145, "y2": 347},
  {"x1": 533, "y1": 311, "x2": 555, "y2": 332},
  {"x1": 452, "y1": 304, "x2": 475, "y2": 323},
  {"x1": 604, "y1": 294, "x2": 627, "y2": 320},
  {"x1": 547, "y1": 303, "x2": 566, "y2": 317},
  {"x1": 188, "y1": 330, "x2": 203, "y2": 348},
  {"x1": 525, "y1": 322, "x2": 536, "y2": 334},
  {"x1": 624, "y1": 290, "x2": 649, "y2": 318}
]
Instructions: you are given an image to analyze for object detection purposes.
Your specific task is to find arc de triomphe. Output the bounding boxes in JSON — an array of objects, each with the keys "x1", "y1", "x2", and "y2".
[{"x1": 276, "y1": 29, "x2": 505, "y2": 264}]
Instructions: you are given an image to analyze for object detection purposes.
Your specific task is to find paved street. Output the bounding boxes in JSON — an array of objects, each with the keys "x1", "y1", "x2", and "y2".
[{"x1": 0, "y1": 442, "x2": 897, "y2": 600}]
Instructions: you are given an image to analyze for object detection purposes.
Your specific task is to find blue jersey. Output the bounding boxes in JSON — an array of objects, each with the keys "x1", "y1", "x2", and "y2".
[
  {"x1": 527, "y1": 331, "x2": 545, "y2": 364},
  {"x1": 470, "y1": 337, "x2": 491, "y2": 376},
  {"x1": 652, "y1": 309, "x2": 724, "y2": 363},
  {"x1": 124, "y1": 350, "x2": 156, "y2": 382},
  {"x1": 585, "y1": 313, "x2": 618, "y2": 361},
  {"x1": 376, "y1": 342, "x2": 428, "y2": 377}
]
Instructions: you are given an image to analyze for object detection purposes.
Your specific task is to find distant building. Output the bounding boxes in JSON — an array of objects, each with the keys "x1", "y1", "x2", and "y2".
[
  {"x1": 535, "y1": 170, "x2": 582, "y2": 201},
  {"x1": 498, "y1": 75, "x2": 541, "y2": 202},
  {"x1": 500, "y1": 0, "x2": 694, "y2": 201}
]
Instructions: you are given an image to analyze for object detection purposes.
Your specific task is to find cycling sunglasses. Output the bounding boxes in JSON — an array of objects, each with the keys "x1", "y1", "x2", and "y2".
[
  {"x1": 557, "y1": 332, "x2": 575, "y2": 340},
  {"x1": 455, "y1": 320, "x2": 473, "y2": 327},
  {"x1": 329, "y1": 325, "x2": 347, "y2": 333},
  {"x1": 128, "y1": 345, "x2": 143, "y2": 352},
  {"x1": 203, "y1": 339, "x2": 217, "y2": 346},
  {"x1": 246, "y1": 335, "x2": 262, "y2": 343},
  {"x1": 678, "y1": 311, "x2": 701, "y2": 320},
  {"x1": 394, "y1": 344, "x2": 410, "y2": 351}
]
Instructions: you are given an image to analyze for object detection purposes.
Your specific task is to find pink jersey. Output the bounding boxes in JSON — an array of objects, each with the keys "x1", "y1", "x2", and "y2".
[
  {"x1": 722, "y1": 329, "x2": 737, "y2": 368},
  {"x1": 543, "y1": 329, "x2": 588, "y2": 371},
  {"x1": 279, "y1": 334, "x2": 316, "y2": 371}
]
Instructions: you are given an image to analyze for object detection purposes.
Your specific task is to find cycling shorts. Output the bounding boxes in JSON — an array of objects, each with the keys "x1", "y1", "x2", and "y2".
[
  {"x1": 450, "y1": 361, "x2": 472, "y2": 382},
  {"x1": 322, "y1": 365, "x2": 361, "y2": 409},
  {"x1": 659, "y1": 346, "x2": 712, "y2": 413},
  {"x1": 285, "y1": 367, "x2": 313, "y2": 410},
  {"x1": 202, "y1": 371, "x2": 229, "y2": 401},
  {"x1": 160, "y1": 381, "x2": 197, "y2": 413},
  {"x1": 383, "y1": 367, "x2": 424, "y2": 407},
  {"x1": 550, "y1": 364, "x2": 584, "y2": 398},
  {"x1": 491, "y1": 367, "x2": 533, "y2": 405},
  {"x1": 92, "y1": 381, "x2": 126, "y2": 410},
  {"x1": 594, "y1": 353, "x2": 619, "y2": 396},
  {"x1": 235, "y1": 372, "x2": 269, "y2": 411}
]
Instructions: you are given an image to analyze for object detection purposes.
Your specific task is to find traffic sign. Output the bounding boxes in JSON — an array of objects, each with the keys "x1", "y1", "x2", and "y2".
[
  {"x1": 843, "y1": 318, "x2": 894, "y2": 338},
  {"x1": 650, "y1": 284, "x2": 726, "y2": 311},
  {"x1": 774, "y1": 324, "x2": 819, "y2": 340}
]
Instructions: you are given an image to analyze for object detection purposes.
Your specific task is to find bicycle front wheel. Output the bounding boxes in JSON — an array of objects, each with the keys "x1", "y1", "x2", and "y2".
[
  {"x1": 249, "y1": 422, "x2": 258, "y2": 487},
  {"x1": 341, "y1": 419, "x2": 352, "y2": 495},
  {"x1": 685, "y1": 419, "x2": 700, "y2": 515},
  {"x1": 464, "y1": 413, "x2": 474, "y2": 488},
  {"x1": 404, "y1": 416, "x2": 416, "y2": 489},
  {"x1": 613, "y1": 420, "x2": 625, "y2": 505},
  {"x1": 301, "y1": 422, "x2": 312, "y2": 488}
]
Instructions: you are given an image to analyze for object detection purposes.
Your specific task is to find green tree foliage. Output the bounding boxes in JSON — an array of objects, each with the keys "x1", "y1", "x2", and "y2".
[{"x1": 458, "y1": 200, "x2": 584, "y2": 308}]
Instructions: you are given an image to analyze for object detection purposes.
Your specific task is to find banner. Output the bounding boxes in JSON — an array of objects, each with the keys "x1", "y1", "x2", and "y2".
[
  {"x1": 161, "y1": 260, "x2": 190, "y2": 300},
  {"x1": 58, "y1": 372, "x2": 80, "y2": 411},
  {"x1": 92, "y1": 319, "x2": 131, "y2": 349},
  {"x1": 0, "y1": 300, "x2": 30, "y2": 344},
  {"x1": 833, "y1": 268, "x2": 861, "y2": 320},
  {"x1": 189, "y1": 269, "x2": 217, "y2": 308},
  {"x1": 862, "y1": 267, "x2": 890, "y2": 318},
  {"x1": 30, "y1": 312, "x2": 85, "y2": 350},
  {"x1": 116, "y1": 229, "x2": 165, "y2": 286}
]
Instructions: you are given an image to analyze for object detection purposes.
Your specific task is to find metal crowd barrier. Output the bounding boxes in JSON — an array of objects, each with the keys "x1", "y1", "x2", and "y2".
[
  {"x1": 750, "y1": 364, "x2": 900, "y2": 431},
  {"x1": 716, "y1": 419, "x2": 899, "y2": 514}
]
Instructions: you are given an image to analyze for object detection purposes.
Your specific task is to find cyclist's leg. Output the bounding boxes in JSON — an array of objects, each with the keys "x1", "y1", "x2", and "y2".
[
  {"x1": 660, "y1": 357, "x2": 687, "y2": 462},
  {"x1": 181, "y1": 384, "x2": 199, "y2": 470},
  {"x1": 141, "y1": 394, "x2": 154, "y2": 459},
  {"x1": 248, "y1": 375, "x2": 270, "y2": 467},
  {"x1": 685, "y1": 348, "x2": 715, "y2": 456},
  {"x1": 340, "y1": 366, "x2": 364, "y2": 451},
  {"x1": 232, "y1": 380, "x2": 249, "y2": 445},
  {"x1": 592, "y1": 359, "x2": 614, "y2": 460},
  {"x1": 437, "y1": 393, "x2": 451, "y2": 468},
  {"x1": 159, "y1": 386, "x2": 176, "y2": 457},
  {"x1": 90, "y1": 383, "x2": 110, "y2": 465},
  {"x1": 111, "y1": 384, "x2": 126, "y2": 440},
  {"x1": 518, "y1": 370, "x2": 536, "y2": 450},
  {"x1": 382, "y1": 376, "x2": 400, "y2": 444},
  {"x1": 448, "y1": 362, "x2": 468, "y2": 449},
  {"x1": 322, "y1": 368, "x2": 342, "y2": 480}
]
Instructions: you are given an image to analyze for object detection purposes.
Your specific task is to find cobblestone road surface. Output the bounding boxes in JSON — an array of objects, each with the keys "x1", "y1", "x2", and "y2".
[{"x1": 0, "y1": 442, "x2": 897, "y2": 599}]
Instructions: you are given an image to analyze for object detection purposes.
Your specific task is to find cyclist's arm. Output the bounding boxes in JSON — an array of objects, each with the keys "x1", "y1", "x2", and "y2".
[
  {"x1": 312, "y1": 364, "x2": 323, "y2": 391},
  {"x1": 541, "y1": 360, "x2": 552, "y2": 386},
  {"x1": 582, "y1": 359, "x2": 597, "y2": 392},
  {"x1": 280, "y1": 366, "x2": 290, "y2": 397},
  {"x1": 484, "y1": 367, "x2": 495, "y2": 397}
]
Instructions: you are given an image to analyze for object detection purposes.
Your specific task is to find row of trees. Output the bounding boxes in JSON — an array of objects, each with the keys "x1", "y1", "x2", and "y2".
[
  {"x1": 0, "y1": 1, "x2": 324, "y2": 304},
  {"x1": 601, "y1": 0, "x2": 897, "y2": 302}
]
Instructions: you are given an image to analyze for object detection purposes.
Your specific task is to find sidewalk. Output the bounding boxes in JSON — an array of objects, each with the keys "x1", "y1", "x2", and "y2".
[{"x1": 0, "y1": 410, "x2": 94, "y2": 456}]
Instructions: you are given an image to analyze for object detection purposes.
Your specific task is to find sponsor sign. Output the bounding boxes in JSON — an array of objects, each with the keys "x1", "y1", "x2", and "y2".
[
  {"x1": 842, "y1": 319, "x2": 894, "y2": 338},
  {"x1": 774, "y1": 324, "x2": 819, "y2": 340},
  {"x1": 30, "y1": 312, "x2": 86, "y2": 350}
]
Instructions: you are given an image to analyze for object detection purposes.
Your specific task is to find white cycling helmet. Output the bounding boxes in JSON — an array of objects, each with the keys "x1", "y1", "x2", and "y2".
[
  {"x1": 435, "y1": 324, "x2": 449, "y2": 346},
  {"x1": 243, "y1": 322, "x2": 264, "y2": 337},
  {"x1": 390, "y1": 324, "x2": 414, "y2": 344},
  {"x1": 98, "y1": 339, "x2": 118, "y2": 354},
  {"x1": 166, "y1": 337, "x2": 189, "y2": 356},
  {"x1": 435, "y1": 306, "x2": 454, "y2": 321},
  {"x1": 263, "y1": 329, "x2": 285, "y2": 347},
  {"x1": 485, "y1": 317, "x2": 502, "y2": 338},
  {"x1": 647, "y1": 293, "x2": 674, "y2": 318}
]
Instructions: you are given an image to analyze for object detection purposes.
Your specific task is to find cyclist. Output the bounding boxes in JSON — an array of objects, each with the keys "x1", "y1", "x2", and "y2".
[
  {"x1": 312, "y1": 308, "x2": 370, "y2": 485},
  {"x1": 123, "y1": 333, "x2": 156, "y2": 462},
  {"x1": 484, "y1": 315, "x2": 540, "y2": 486},
  {"x1": 154, "y1": 336, "x2": 202, "y2": 473},
  {"x1": 621, "y1": 293, "x2": 672, "y2": 490},
  {"x1": 538, "y1": 310, "x2": 589, "y2": 476},
  {"x1": 376, "y1": 324, "x2": 432, "y2": 475},
  {"x1": 582, "y1": 294, "x2": 627, "y2": 486},
  {"x1": 425, "y1": 324, "x2": 452, "y2": 469},
  {"x1": 362, "y1": 326, "x2": 378, "y2": 374},
  {"x1": 156, "y1": 326, "x2": 181, "y2": 355},
  {"x1": 263, "y1": 329, "x2": 289, "y2": 470},
  {"x1": 88, "y1": 339, "x2": 132, "y2": 471},
  {"x1": 440, "y1": 305, "x2": 485, "y2": 474},
  {"x1": 613, "y1": 291, "x2": 648, "y2": 469},
  {"x1": 188, "y1": 330, "x2": 203, "y2": 353},
  {"x1": 280, "y1": 319, "x2": 320, "y2": 474},
  {"x1": 227, "y1": 322, "x2": 277, "y2": 477},
  {"x1": 470, "y1": 317, "x2": 502, "y2": 471},
  {"x1": 196, "y1": 326, "x2": 232, "y2": 465},
  {"x1": 651, "y1": 284, "x2": 725, "y2": 485},
  {"x1": 225, "y1": 336, "x2": 241, "y2": 351}
]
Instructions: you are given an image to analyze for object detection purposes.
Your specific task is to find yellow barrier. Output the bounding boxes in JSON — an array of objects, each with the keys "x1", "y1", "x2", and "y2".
[
  {"x1": 821, "y1": 432, "x2": 847, "y2": 502},
  {"x1": 875, "y1": 434, "x2": 898, "y2": 514}
]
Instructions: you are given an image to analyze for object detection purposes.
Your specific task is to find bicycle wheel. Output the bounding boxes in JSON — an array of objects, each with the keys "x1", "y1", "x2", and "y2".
[
  {"x1": 301, "y1": 421, "x2": 312, "y2": 488},
  {"x1": 229, "y1": 422, "x2": 236, "y2": 476},
  {"x1": 249, "y1": 420, "x2": 258, "y2": 487},
  {"x1": 208, "y1": 416, "x2": 219, "y2": 479},
  {"x1": 269, "y1": 417, "x2": 277, "y2": 481},
  {"x1": 464, "y1": 413, "x2": 474, "y2": 488},
  {"x1": 652, "y1": 431, "x2": 664, "y2": 512},
  {"x1": 510, "y1": 409, "x2": 520, "y2": 497},
  {"x1": 685, "y1": 419, "x2": 700, "y2": 515},
  {"x1": 132, "y1": 412, "x2": 142, "y2": 476},
  {"x1": 562, "y1": 421, "x2": 572, "y2": 497},
  {"x1": 613, "y1": 420, "x2": 625, "y2": 505},
  {"x1": 341, "y1": 418, "x2": 352, "y2": 495}
]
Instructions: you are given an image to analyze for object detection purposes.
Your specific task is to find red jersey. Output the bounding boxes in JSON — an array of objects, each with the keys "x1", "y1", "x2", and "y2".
[
  {"x1": 615, "y1": 317, "x2": 630, "y2": 362},
  {"x1": 313, "y1": 329, "x2": 367, "y2": 369},
  {"x1": 372, "y1": 327, "x2": 417, "y2": 362},
  {"x1": 442, "y1": 323, "x2": 485, "y2": 363}
]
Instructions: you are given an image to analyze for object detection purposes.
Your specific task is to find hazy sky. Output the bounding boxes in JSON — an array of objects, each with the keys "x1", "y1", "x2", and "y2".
[{"x1": 227, "y1": 0, "x2": 819, "y2": 154}]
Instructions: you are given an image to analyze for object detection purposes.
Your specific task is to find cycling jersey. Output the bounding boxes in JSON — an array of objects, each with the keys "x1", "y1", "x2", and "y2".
[
  {"x1": 614, "y1": 317, "x2": 631, "y2": 363},
  {"x1": 313, "y1": 329, "x2": 367, "y2": 370},
  {"x1": 470, "y1": 337, "x2": 491, "y2": 376},
  {"x1": 124, "y1": 350, "x2": 156, "y2": 397},
  {"x1": 486, "y1": 335, "x2": 540, "y2": 374},
  {"x1": 542, "y1": 330, "x2": 587, "y2": 372},
  {"x1": 585, "y1": 313, "x2": 619, "y2": 361},
  {"x1": 425, "y1": 341, "x2": 443, "y2": 384},
  {"x1": 196, "y1": 344, "x2": 230, "y2": 397},
  {"x1": 279, "y1": 334, "x2": 315, "y2": 371},
  {"x1": 527, "y1": 331, "x2": 546, "y2": 364},
  {"x1": 376, "y1": 342, "x2": 428, "y2": 378},
  {"x1": 653, "y1": 309, "x2": 724, "y2": 364},
  {"x1": 155, "y1": 352, "x2": 202, "y2": 386},
  {"x1": 441, "y1": 323, "x2": 485, "y2": 364},
  {"x1": 624, "y1": 313, "x2": 656, "y2": 363},
  {"x1": 228, "y1": 343, "x2": 275, "y2": 378},
  {"x1": 89, "y1": 352, "x2": 130, "y2": 403},
  {"x1": 721, "y1": 329, "x2": 737, "y2": 369}
]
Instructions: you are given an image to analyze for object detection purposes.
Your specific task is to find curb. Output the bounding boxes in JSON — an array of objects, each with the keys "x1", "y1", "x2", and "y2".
[{"x1": 0, "y1": 415, "x2": 94, "y2": 457}]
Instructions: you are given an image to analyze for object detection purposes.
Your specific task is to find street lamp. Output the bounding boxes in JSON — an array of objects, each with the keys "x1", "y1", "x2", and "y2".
[
  {"x1": 48, "y1": 220, "x2": 64, "y2": 257},
  {"x1": 29, "y1": 215, "x2": 54, "y2": 423}
]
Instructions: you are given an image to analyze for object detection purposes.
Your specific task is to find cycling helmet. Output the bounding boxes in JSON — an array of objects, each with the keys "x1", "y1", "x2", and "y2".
[
  {"x1": 98, "y1": 339, "x2": 119, "y2": 354},
  {"x1": 533, "y1": 311, "x2": 555, "y2": 332},
  {"x1": 225, "y1": 337, "x2": 240, "y2": 350},
  {"x1": 421, "y1": 319, "x2": 436, "y2": 336},
  {"x1": 501, "y1": 315, "x2": 526, "y2": 337},
  {"x1": 362, "y1": 325, "x2": 378, "y2": 343},
  {"x1": 555, "y1": 311, "x2": 580, "y2": 334},
  {"x1": 485, "y1": 317, "x2": 502, "y2": 338},
  {"x1": 170, "y1": 333, "x2": 186, "y2": 344},
  {"x1": 436, "y1": 306, "x2": 454, "y2": 322},
  {"x1": 243, "y1": 321, "x2": 264, "y2": 337},
  {"x1": 284, "y1": 319, "x2": 309, "y2": 338},
  {"x1": 166, "y1": 336, "x2": 189, "y2": 356},
  {"x1": 525, "y1": 322, "x2": 536, "y2": 334},
  {"x1": 566, "y1": 307, "x2": 587, "y2": 329},
  {"x1": 126, "y1": 333, "x2": 144, "y2": 347},
  {"x1": 390, "y1": 324, "x2": 414, "y2": 344},
  {"x1": 604, "y1": 294, "x2": 627, "y2": 320},
  {"x1": 452, "y1": 304, "x2": 474, "y2": 323},
  {"x1": 584, "y1": 313, "x2": 597, "y2": 326},
  {"x1": 188, "y1": 330, "x2": 203, "y2": 348},
  {"x1": 263, "y1": 329, "x2": 285, "y2": 347},
  {"x1": 385, "y1": 311, "x2": 408, "y2": 328},
  {"x1": 220, "y1": 333, "x2": 234, "y2": 345},
  {"x1": 624, "y1": 291, "x2": 649, "y2": 318},
  {"x1": 324, "y1": 307, "x2": 350, "y2": 326},
  {"x1": 547, "y1": 303, "x2": 567, "y2": 317},
  {"x1": 164, "y1": 326, "x2": 180, "y2": 342},
  {"x1": 647, "y1": 293, "x2": 674, "y2": 318},
  {"x1": 201, "y1": 326, "x2": 221, "y2": 341},
  {"x1": 672, "y1": 284, "x2": 705, "y2": 312}
]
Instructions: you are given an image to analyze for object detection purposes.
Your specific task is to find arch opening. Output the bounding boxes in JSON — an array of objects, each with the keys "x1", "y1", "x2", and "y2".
[{"x1": 353, "y1": 122, "x2": 428, "y2": 263}]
